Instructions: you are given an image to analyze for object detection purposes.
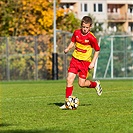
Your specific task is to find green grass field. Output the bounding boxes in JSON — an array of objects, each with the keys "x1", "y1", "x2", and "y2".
[{"x1": 0, "y1": 80, "x2": 133, "y2": 133}]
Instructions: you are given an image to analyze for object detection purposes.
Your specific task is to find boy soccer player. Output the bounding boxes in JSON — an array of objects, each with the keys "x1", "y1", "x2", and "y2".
[{"x1": 60, "y1": 16, "x2": 102, "y2": 109}]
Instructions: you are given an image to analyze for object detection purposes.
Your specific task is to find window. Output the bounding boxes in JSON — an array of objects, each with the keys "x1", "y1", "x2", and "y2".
[
  {"x1": 128, "y1": 5, "x2": 133, "y2": 13},
  {"x1": 98, "y1": 4, "x2": 103, "y2": 12},
  {"x1": 94, "y1": 4, "x2": 96, "y2": 12},
  {"x1": 81, "y1": 3, "x2": 88, "y2": 12},
  {"x1": 94, "y1": 3, "x2": 103, "y2": 12},
  {"x1": 84, "y1": 3, "x2": 88, "y2": 12}
]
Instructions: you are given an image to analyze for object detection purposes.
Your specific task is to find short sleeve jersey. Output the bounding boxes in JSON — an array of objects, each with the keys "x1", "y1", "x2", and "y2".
[{"x1": 71, "y1": 29, "x2": 100, "y2": 62}]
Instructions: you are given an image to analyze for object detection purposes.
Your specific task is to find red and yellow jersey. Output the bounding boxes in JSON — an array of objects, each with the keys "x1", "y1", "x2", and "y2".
[{"x1": 71, "y1": 29, "x2": 100, "y2": 62}]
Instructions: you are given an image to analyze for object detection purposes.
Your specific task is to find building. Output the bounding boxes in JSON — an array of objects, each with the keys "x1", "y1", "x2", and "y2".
[{"x1": 60, "y1": 0, "x2": 133, "y2": 33}]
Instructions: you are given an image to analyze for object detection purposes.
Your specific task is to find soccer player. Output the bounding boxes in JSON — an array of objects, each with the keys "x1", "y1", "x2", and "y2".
[{"x1": 60, "y1": 16, "x2": 102, "y2": 109}]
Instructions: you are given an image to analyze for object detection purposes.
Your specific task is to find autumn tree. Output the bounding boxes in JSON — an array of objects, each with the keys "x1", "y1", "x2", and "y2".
[
  {"x1": 57, "y1": 12, "x2": 81, "y2": 33},
  {"x1": 0, "y1": 0, "x2": 64, "y2": 36},
  {"x1": 0, "y1": 0, "x2": 81, "y2": 80}
]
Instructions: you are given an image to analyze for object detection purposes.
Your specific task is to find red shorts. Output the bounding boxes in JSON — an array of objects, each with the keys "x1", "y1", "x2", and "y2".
[{"x1": 68, "y1": 57, "x2": 90, "y2": 79}]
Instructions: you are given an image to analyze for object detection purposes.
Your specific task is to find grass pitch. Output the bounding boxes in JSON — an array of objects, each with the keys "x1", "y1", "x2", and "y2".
[{"x1": 0, "y1": 80, "x2": 133, "y2": 133}]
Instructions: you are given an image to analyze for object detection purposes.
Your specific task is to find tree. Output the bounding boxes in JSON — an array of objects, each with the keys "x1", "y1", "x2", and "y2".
[
  {"x1": 57, "y1": 12, "x2": 80, "y2": 33},
  {"x1": 0, "y1": 0, "x2": 64, "y2": 36}
]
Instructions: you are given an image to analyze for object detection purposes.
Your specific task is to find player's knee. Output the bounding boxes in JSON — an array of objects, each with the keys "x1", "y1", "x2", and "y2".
[{"x1": 67, "y1": 77, "x2": 73, "y2": 85}]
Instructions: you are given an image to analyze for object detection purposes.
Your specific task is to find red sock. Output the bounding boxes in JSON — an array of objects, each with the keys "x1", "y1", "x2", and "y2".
[
  {"x1": 89, "y1": 81, "x2": 97, "y2": 88},
  {"x1": 66, "y1": 86, "x2": 73, "y2": 98}
]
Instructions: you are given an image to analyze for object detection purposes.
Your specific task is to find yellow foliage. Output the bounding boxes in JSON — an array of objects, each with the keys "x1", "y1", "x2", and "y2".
[
  {"x1": 21, "y1": 0, "x2": 64, "y2": 34},
  {"x1": 57, "y1": 8, "x2": 64, "y2": 17},
  {"x1": 3, "y1": 0, "x2": 65, "y2": 36},
  {"x1": 9, "y1": 28, "x2": 14, "y2": 32},
  {"x1": 22, "y1": 1, "x2": 26, "y2": 6}
]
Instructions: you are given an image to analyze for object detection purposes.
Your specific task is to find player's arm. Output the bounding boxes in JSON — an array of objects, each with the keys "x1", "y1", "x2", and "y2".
[
  {"x1": 89, "y1": 35, "x2": 100, "y2": 69},
  {"x1": 89, "y1": 51, "x2": 99, "y2": 69},
  {"x1": 64, "y1": 41, "x2": 75, "y2": 54}
]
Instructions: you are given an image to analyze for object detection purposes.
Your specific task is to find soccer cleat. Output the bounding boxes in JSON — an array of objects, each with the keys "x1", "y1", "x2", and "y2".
[
  {"x1": 95, "y1": 80, "x2": 102, "y2": 96},
  {"x1": 59, "y1": 104, "x2": 67, "y2": 109}
]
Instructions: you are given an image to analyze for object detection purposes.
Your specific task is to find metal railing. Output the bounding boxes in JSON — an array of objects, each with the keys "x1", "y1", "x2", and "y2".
[
  {"x1": 0, "y1": 34, "x2": 133, "y2": 81},
  {"x1": 94, "y1": 35, "x2": 133, "y2": 79}
]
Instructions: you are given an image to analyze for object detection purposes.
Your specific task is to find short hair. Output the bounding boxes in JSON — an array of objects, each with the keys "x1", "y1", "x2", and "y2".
[{"x1": 81, "y1": 16, "x2": 92, "y2": 26}]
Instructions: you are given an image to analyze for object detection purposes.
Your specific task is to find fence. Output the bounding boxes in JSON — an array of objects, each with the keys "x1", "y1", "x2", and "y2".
[
  {"x1": 0, "y1": 32, "x2": 72, "y2": 81},
  {"x1": 94, "y1": 35, "x2": 133, "y2": 79},
  {"x1": 0, "y1": 33, "x2": 133, "y2": 81}
]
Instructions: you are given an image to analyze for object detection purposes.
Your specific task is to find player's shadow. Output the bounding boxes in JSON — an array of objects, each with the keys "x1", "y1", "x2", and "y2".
[
  {"x1": 80, "y1": 103, "x2": 92, "y2": 106},
  {"x1": 54, "y1": 103, "x2": 64, "y2": 107},
  {"x1": 47, "y1": 102, "x2": 64, "y2": 107},
  {"x1": 48, "y1": 103, "x2": 91, "y2": 107}
]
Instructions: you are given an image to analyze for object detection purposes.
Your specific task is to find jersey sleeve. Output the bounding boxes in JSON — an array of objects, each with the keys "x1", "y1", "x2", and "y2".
[
  {"x1": 71, "y1": 30, "x2": 76, "y2": 42},
  {"x1": 90, "y1": 35, "x2": 100, "y2": 51}
]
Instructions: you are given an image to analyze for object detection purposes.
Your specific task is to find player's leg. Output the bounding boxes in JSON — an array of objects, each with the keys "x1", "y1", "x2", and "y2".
[
  {"x1": 78, "y1": 77, "x2": 102, "y2": 96},
  {"x1": 78, "y1": 77, "x2": 91, "y2": 87},
  {"x1": 65, "y1": 57, "x2": 78, "y2": 98},
  {"x1": 79, "y1": 60, "x2": 102, "y2": 95},
  {"x1": 79, "y1": 77, "x2": 102, "y2": 96},
  {"x1": 60, "y1": 72, "x2": 76, "y2": 109},
  {"x1": 66, "y1": 72, "x2": 76, "y2": 98}
]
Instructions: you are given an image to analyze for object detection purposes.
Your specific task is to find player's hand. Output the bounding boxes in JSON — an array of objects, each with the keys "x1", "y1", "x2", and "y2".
[
  {"x1": 64, "y1": 48, "x2": 69, "y2": 54},
  {"x1": 89, "y1": 62, "x2": 95, "y2": 69}
]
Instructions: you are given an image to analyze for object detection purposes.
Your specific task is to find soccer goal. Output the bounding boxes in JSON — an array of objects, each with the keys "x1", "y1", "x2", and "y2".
[{"x1": 93, "y1": 34, "x2": 133, "y2": 79}]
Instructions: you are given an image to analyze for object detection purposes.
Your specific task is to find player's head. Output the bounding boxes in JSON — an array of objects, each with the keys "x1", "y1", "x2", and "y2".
[{"x1": 81, "y1": 16, "x2": 92, "y2": 35}]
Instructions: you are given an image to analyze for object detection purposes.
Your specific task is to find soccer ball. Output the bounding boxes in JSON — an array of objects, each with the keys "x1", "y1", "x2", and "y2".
[{"x1": 65, "y1": 96, "x2": 79, "y2": 110}]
